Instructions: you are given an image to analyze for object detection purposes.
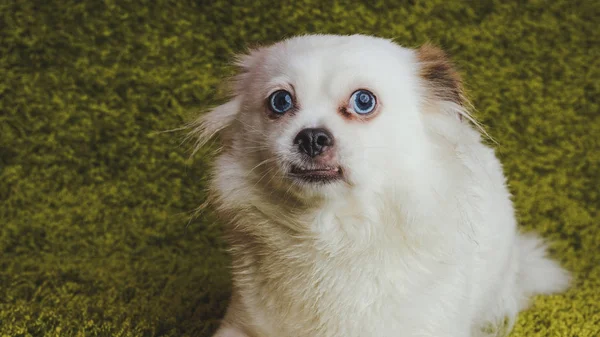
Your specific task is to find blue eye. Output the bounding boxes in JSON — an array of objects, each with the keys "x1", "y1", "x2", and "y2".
[
  {"x1": 269, "y1": 90, "x2": 293, "y2": 114},
  {"x1": 350, "y1": 89, "x2": 376, "y2": 114}
]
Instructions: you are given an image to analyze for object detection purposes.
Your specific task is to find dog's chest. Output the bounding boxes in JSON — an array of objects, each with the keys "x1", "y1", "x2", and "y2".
[
  {"x1": 249, "y1": 242, "x2": 445, "y2": 337},
  {"x1": 237, "y1": 204, "x2": 465, "y2": 337}
]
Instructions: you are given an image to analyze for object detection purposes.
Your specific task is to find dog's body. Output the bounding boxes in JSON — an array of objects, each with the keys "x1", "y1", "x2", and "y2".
[{"x1": 193, "y1": 35, "x2": 570, "y2": 337}]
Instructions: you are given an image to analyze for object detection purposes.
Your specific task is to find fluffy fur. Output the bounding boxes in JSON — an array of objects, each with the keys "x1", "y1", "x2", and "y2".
[{"x1": 192, "y1": 34, "x2": 570, "y2": 337}]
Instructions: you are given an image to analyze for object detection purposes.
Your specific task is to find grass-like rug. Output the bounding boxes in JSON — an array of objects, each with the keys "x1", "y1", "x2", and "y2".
[{"x1": 1, "y1": 1, "x2": 598, "y2": 336}]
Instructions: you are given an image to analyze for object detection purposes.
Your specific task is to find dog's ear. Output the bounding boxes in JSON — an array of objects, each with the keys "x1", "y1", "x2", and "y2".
[
  {"x1": 234, "y1": 47, "x2": 264, "y2": 73},
  {"x1": 188, "y1": 97, "x2": 241, "y2": 155},
  {"x1": 416, "y1": 43, "x2": 467, "y2": 110},
  {"x1": 187, "y1": 47, "x2": 266, "y2": 156}
]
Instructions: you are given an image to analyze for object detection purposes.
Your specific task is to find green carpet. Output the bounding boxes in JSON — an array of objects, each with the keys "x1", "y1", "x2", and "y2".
[{"x1": 1, "y1": 1, "x2": 598, "y2": 336}]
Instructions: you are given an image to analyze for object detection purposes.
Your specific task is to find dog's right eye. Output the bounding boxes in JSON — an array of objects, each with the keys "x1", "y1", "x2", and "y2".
[
  {"x1": 350, "y1": 89, "x2": 376, "y2": 115},
  {"x1": 268, "y1": 90, "x2": 294, "y2": 114}
]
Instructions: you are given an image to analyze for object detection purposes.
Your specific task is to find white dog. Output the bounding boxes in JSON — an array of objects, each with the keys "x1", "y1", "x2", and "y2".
[{"x1": 191, "y1": 34, "x2": 570, "y2": 337}]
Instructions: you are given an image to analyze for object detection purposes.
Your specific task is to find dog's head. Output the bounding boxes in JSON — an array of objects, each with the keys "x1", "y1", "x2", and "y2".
[{"x1": 191, "y1": 35, "x2": 475, "y2": 209}]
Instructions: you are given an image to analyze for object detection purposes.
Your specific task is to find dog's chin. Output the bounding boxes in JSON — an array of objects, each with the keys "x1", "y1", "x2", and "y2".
[{"x1": 289, "y1": 164, "x2": 344, "y2": 185}]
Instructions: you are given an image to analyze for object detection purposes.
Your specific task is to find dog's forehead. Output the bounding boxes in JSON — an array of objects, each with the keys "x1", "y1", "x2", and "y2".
[{"x1": 262, "y1": 35, "x2": 411, "y2": 79}]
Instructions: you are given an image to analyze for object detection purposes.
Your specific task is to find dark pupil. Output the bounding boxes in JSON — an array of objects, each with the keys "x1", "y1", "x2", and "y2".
[
  {"x1": 357, "y1": 92, "x2": 371, "y2": 108},
  {"x1": 274, "y1": 93, "x2": 291, "y2": 111}
]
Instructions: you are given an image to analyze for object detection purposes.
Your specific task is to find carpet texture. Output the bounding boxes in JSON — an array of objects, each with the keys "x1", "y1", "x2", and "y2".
[{"x1": 1, "y1": 1, "x2": 599, "y2": 336}]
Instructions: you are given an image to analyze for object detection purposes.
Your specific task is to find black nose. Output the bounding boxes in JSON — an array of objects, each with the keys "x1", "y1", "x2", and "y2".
[{"x1": 294, "y1": 128, "x2": 334, "y2": 158}]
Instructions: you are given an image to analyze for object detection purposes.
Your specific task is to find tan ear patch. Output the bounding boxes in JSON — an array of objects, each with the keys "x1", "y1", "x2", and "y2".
[{"x1": 416, "y1": 43, "x2": 466, "y2": 107}]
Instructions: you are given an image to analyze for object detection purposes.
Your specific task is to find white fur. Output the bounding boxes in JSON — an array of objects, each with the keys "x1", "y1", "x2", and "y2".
[{"x1": 194, "y1": 34, "x2": 570, "y2": 337}]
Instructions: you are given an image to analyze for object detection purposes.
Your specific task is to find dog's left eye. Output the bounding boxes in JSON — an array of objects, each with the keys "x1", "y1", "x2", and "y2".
[
  {"x1": 268, "y1": 90, "x2": 294, "y2": 114},
  {"x1": 350, "y1": 90, "x2": 376, "y2": 115}
]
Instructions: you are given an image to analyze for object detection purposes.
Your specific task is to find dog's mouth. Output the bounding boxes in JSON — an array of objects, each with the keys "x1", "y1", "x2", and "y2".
[{"x1": 290, "y1": 165, "x2": 343, "y2": 183}]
